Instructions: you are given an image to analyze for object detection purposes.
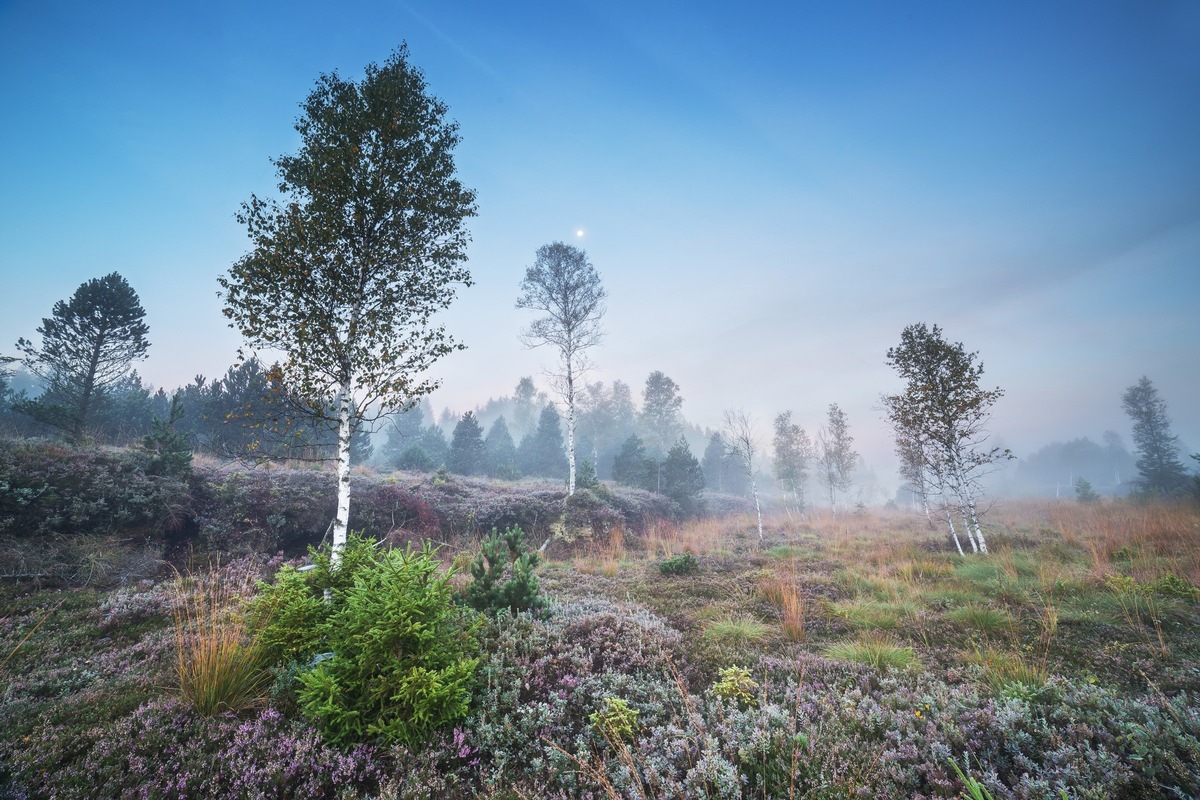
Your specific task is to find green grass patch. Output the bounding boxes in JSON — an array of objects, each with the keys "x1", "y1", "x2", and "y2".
[
  {"x1": 919, "y1": 586, "x2": 989, "y2": 610},
  {"x1": 824, "y1": 632, "x2": 919, "y2": 671},
  {"x1": 955, "y1": 560, "x2": 1003, "y2": 585},
  {"x1": 764, "y1": 544, "x2": 810, "y2": 560},
  {"x1": 703, "y1": 616, "x2": 771, "y2": 647},
  {"x1": 835, "y1": 599, "x2": 906, "y2": 631},
  {"x1": 947, "y1": 605, "x2": 1014, "y2": 637}
]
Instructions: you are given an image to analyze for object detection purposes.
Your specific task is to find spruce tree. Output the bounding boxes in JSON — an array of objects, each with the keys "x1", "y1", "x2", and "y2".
[{"x1": 1121, "y1": 376, "x2": 1189, "y2": 497}]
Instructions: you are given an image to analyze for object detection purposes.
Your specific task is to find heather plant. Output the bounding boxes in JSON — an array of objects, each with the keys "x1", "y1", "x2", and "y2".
[
  {"x1": 5, "y1": 699, "x2": 384, "y2": 799},
  {"x1": 461, "y1": 525, "x2": 547, "y2": 617},
  {"x1": 252, "y1": 533, "x2": 479, "y2": 746}
]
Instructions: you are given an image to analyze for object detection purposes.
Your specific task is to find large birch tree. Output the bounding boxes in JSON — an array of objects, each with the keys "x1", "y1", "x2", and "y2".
[
  {"x1": 219, "y1": 47, "x2": 476, "y2": 554},
  {"x1": 515, "y1": 242, "x2": 606, "y2": 495},
  {"x1": 882, "y1": 323, "x2": 1011, "y2": 555}
]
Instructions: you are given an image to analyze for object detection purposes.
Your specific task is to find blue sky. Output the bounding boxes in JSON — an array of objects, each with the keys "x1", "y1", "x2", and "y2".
[{"x1": 2, "y1": 0, "x2": 1198, "y2": 483}]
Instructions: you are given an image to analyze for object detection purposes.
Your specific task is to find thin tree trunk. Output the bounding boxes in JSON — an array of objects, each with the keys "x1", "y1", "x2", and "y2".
[
  {"x1": 750, "y1": 473, "x2": 764, "y2": 540},
  {"x1": 333, "y1": 386, "x2": 353, "y2": 559},
  {"x1": 945, "y1": 505, "x2": 965, "y2": 556},
  {"x1": 566, "y1": 365, "x2": 576, "y2": 495},
  {"x1": 967, "y1": 496, "x2": 988, "y2": 554}
]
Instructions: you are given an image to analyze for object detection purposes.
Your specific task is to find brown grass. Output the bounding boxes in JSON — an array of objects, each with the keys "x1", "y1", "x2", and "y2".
[
  {"x1": 643, "y1": 517, "x2": 728, "y2": 558},
  {"x1": 574, "y1": 527, "x2": 627, "y2": 577},
  {"x1": 172, "y1": 564, "x2": 272, "y2": 716},
  {"x1": 760, "y1": 563, "x2": 807, "y2": 641},
  {"x1": 1047, "y1": 502, "x2": 1200, "y2": 584}
]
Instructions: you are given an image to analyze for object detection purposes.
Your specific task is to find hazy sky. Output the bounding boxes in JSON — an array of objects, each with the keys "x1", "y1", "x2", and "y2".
[{"x1": 2, "y1": 0, "x2": 1198, "y2": 478}]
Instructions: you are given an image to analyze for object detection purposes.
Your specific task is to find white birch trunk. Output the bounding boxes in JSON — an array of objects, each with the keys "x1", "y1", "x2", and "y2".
[
  {"x1": 750, "y1": 472, "x2": 764, "y2": 540},
  {"x1": 333, "y1": 386, "x2": 353, "y2": 559},
  {"x1": 566, "y1": 365, "x2": 576, "y2": 496},
  {"x1": 967, "y1": 496, "x2": 988, "y2": 554},
  {"x1": 945, "y1": 504, "x2": 965, "y2": 556}
]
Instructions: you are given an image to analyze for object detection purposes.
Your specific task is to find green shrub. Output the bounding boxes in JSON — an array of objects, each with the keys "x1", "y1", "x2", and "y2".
[
  {"x1": 711, "y1": 665, "x2": 759, "y2": 706},
  {"x1": 589, "y1": 696, "x2": 639, "y2": 742},
  {"x1": 658, "y1": 552, "x2": 699, "y2": 576},
  {"x1": 461, "y1": 526, "x2": 546, "y2": 617},
  {"x1": 251, "y1": 533, "x2": 479, "y2": 747}
]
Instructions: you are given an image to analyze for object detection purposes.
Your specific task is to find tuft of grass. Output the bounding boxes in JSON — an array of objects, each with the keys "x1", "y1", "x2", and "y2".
[
  {"x1": 703, "y1": 616, "x2": 771, "y2": 647},
  {"x1": 947, "y1": 604, "x2": 1014, "y2": 638},
  {"x1": 764, "y1": 544, "x2": 809, "y2": 560},
  {"x1": 824, "y1": 631, "x2": 919, "y2": 671},
  {"x1": 759, "y1": 570, "x2": 806, "y2": 641},
  {"x1": 834, "y1": 599, "x2": 904, "y2": 631},
  {"x1": 967, "y1": 644, "x2": 1047, "y2": 693},
  {"x1": 173, "y1": 565, "x2": 272, "y2": 716},
  {"x1": 894, "y1": 557, "x2": 955, "y2": 584}
]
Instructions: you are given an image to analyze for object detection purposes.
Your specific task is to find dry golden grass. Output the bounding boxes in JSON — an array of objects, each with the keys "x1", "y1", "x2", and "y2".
[
  {"x1": 573, "y1": 527, "x2": 627, "y2": 577},
  {"x1": 1047, "y1": 501, "x2": 1200, "y2": 584},
  {"x1": 173, "y1": 564, "x2": 272, "y2": 716},
  {"x1": 759, "y1": 564, "x2": 807, "y2": 642},
  {"x1": 643, "y1": 516, "x2": 729, "y2": 558}
]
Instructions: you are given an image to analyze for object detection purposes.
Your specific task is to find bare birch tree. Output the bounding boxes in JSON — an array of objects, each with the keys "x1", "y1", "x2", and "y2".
[
  {"x1": 722, "y1": 410, "x2": 764, "y2": 540},
  {"x1": 516, "y1": 241, "x2": 606, "y2": 495},
  {"x1": 219, "y1": 48, "x2": 476, "y2": 555},
  {"x1": 882, "y1": 323, "x2": 1012, "y2": 555}
]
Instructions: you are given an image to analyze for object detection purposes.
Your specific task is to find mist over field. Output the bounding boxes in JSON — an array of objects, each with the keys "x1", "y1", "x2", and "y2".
[{"x1": 1, "y1": 1, "x2": 1197, "y2": 503}]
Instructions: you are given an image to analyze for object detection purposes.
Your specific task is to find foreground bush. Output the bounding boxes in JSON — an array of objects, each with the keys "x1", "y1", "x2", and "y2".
[{"x1": 252, "y1": 534, "x2": 479, "y2": 746}]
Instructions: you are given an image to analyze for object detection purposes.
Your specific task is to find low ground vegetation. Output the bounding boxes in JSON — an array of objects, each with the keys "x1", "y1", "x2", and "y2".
[{"x1": 2, "y1": 452, "x2": 1199, "y2": 797}]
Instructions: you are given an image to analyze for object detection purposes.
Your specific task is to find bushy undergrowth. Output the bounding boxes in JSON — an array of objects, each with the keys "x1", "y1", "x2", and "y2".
[
  {"x1": 0, "y1": 440, "x2": 685, "y2": 560},
  {"x1": 0, "y1": 440, "x2": 191, "y2": 540},
  {"x1": 251, "y1": 534, "x2": 479, "y2": 747}
]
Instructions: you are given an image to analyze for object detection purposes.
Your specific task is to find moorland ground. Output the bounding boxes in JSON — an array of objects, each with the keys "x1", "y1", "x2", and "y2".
[{"x1": 2, "y1": 475, "x2": 1198, "y2": 799}]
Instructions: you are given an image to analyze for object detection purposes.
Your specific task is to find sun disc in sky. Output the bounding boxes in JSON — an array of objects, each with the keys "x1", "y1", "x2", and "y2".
[{"x1": 576, "y1": 229, "x2": 584, "y2": 237}]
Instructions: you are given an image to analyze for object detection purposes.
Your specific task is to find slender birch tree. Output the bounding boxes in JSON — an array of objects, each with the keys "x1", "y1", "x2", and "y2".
[
  {"x1": 816, "y1": 403, "x2": 856, "y2": 510},
  {"x1": 516, "y1": 242, "x2": 606, "y2": 495},
  {"x1": 219, "y1": 47, "x2": 476, "y2": 555},
  {"x1": 723, "y1": 410, "x2": 764, "y2": 540},
  {"x1": 882, "y1": 323, "x2": 1011, "y2": 555},
  {"x1": 772, "y1": 410, "x2": 813, "y2": 515}
]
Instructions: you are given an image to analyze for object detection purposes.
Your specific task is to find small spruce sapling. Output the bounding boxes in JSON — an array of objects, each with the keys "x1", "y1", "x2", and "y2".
[
  {"x1": 462, "y1": 526, "x2": 547, "y2": 617},
  {"x1": 139, "y1": 392, "x2": 193, "y2": 477},
  {"x1": 1075, "y1": 477, "x2": 1100, "y2": 504}
]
